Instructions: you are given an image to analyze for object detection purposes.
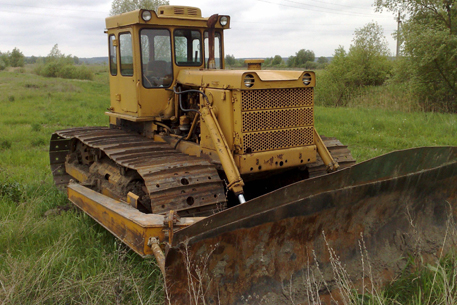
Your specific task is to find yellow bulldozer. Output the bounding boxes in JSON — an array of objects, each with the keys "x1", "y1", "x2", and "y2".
[{"x1": 50, "y1": 6, "x2": 457, "y2": 303}]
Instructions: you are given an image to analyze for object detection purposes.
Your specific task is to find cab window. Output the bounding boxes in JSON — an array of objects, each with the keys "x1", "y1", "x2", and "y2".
[
  {"x1": 174, "y1": 29, "x2": 202, "y2": 66},
  {"x1": 140, "y1": 29, "x2": 173, "y2": 88},
  {"x1": 119, "y1": 32, "x2": 133, "y2": 76},
  {"x1": 109, "y1": 35, "x2": 117, "y2": 76},
  {"x1": 204, "y1": 32, "x2": 222, "y2": 69}
]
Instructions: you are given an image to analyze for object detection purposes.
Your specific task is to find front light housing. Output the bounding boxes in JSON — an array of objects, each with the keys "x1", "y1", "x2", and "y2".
[
  {"x1": 302, "y1": 73, "x2": 312, "y2": 86},
  {"x1": 220, "y1": 16, "x2": 228, "y2": 26},
  {"x1": 244, "y1": 74, "x2": 255, "y2": 88},
  {"x1": 142, "y1": 10, "x2": 152, "y2": 22}
]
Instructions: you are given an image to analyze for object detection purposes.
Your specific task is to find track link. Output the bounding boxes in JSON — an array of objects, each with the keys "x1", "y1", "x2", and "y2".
[{"x1": 50, "y1": 127, "x2": 226, "y2": 216}]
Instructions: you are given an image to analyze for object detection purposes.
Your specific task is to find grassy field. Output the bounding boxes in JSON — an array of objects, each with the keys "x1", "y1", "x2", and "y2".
[
  {"x1": 0, "y1": 68, "x2": 163, "y2": 304},
  {"x1": 0, "y1": 67, "x2": 457, "y2": 304}
]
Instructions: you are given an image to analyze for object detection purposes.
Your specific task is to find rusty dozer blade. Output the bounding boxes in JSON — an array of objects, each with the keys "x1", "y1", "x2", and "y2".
[{"x1": 165, "y1": 147, "x2": 457, "y2": 304}]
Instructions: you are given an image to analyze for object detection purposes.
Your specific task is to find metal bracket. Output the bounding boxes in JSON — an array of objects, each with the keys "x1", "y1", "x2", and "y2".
[{"x1": 164, "y1": 210, "x2": 180, "y2": 244}]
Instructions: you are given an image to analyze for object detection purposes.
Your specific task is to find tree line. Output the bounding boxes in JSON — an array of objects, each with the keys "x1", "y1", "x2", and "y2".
[
  {"x1": 226, "y1": 0, "x2": 456, "y2": 112},
  {"x1": 0, "y1": 45, "x2": 93, "y2": 80},
  {"x1": 0, "y1": 48, "x2": 25, "y2": 70},
  {"x1": 3, "y1": 0, "x2": 454, "y2": 112},
  {"x1": 225, "y1": 50, "x2": 328, "y2": 69}
]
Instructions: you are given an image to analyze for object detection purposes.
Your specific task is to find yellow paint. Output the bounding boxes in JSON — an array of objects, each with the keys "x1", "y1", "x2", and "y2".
[
  {"x1": 67, "y1": 183, "x2": 203, "y2": 257},
  {"x1": 235, "y1": 146, "x2": 317, "y2": 175},
  {"x1": 104, "y1": 5, "x2": 328, "y2": 191}
]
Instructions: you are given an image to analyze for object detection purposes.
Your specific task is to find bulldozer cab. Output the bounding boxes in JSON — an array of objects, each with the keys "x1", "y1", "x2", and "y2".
[{"x1": 105, "y1": 6, "x2": 229, "y2": 119}]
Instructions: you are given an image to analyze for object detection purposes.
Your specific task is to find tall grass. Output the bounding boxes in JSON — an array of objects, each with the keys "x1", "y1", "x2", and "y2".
[
  {"x1": 0, "y1": 69, "x2": 163, "y2": 304},
  {"x1": 0, "y1": 66, "x2": 456, "y2": 303}
]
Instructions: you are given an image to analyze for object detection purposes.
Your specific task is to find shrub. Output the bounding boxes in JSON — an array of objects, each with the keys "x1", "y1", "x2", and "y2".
[
  {"x1": 0, "y1": 140, "x2": 12, "y2": 150},
  {"x1": 34, "y1": 45, "x2": 94, "y2": 81},
  {"x1": 0, "y1": 181, "x2": 23, "y2": 202},
  {"x1": 316, "y1": 22, "x2": 392, "y2": 106},
  {"x1": 9, "y1": 48, "x2": 25, "y2": 67},
  {"x1": 0, "y1": 58, "x2": 6, "y2": 71}
]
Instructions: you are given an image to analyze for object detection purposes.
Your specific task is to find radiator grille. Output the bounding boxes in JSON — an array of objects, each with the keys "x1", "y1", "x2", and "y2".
[
  {"x1": 242, "y1": 107, "x2": 313, "y2": 132},
  {"x1": 241, "y1": 88, "x2": 313, "y2": 111},
  {"x1": 240, "y1": 88, "x2": 314, "y2": 153},
  {"x1": 243, "y1": 127, "x2": 314, "y2": 153}
]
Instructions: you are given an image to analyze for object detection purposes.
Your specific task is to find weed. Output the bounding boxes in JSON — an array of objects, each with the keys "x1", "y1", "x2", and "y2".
[
  {"x1": 0, "y1": 140, "x2": 12, "y2": 150},
  {"x1": 8, "y1": 95, "x2": 14, "y2": 102},
  {"x1": 31, "y1": 123, "x2": 42, "y2": 132},
  {"x1": 0, "y1": 181, "x2": 23, "y2": 202},
  {"x1": 24, "y1": 83, "x2": 40, "y2": 89}
]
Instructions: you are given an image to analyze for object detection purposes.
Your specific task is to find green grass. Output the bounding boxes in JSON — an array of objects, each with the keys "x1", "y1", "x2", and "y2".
[
  {"x1": 0, "y1": 69, "x2": 163, "y2": 304},
  {"x1": 315, "y1": 106, "x2": 457, "y2": 161},
  {"x1": 0, "y1": 67, "x2": 456, "y2": 303}
]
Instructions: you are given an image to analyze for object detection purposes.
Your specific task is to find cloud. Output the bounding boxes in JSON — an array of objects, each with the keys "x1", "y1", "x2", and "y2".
[{"x1": 0, "y1": 0, "x2": 398, "y2": 58}]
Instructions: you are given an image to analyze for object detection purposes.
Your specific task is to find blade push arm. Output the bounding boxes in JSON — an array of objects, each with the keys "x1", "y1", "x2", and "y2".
[
  {"x1": 314, "y1": 128, "x2": 339, "y2": 172},
  {"x1": 200, "y1": 101, "x2": 246, "y2": 204}
]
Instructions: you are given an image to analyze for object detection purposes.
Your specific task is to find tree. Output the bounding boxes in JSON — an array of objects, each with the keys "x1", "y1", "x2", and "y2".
[
  {"x1": 375, "y1": 0, "x2": 457, "y2": 111},
  {"x1": 317, "y1": 23, "x2": 392, "y2": 106},
  {"x1": 9, "y1": 48, "x2": 25, "y2": 67},
  {"x1": 263, "y1": 57, "x2": 273, "y2": 66},
  {"x1": 317, "y1": 56, "x2": 328, "y2": 65},
  {"x1": 348, "y1": 22, "x2": 392, "y2": 86},
  {"x1": 0, "y1": 52, "x2": 9, "y2": 69},
  {"x1": 47, "y1": 44, "x2": 63, "y2": 62},
  {"x1": 295, "y1": 49, "x2": 315, "y2": 66},
  {"x1": 110, "y1": 0, "x2": 169, "y2": 15},
  {"x1": 271, "y1": 55, "x2": 283, "y2": 66},
  {"x1": 225, "y1": 54, "x2": 236, "y2": 67},
  {"x1": 286, "y1": 55, "x2": 295, "y2": 67},
  {"x1": 28, "y1": 55, "x2": 38, "y2": 64}
]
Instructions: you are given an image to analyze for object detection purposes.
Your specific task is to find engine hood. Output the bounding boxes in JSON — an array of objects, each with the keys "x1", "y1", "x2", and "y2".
[{"x1": 176, "y1": 69, "x2": 314, "y2": 89}]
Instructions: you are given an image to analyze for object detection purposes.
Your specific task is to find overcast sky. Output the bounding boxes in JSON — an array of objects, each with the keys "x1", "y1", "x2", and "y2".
[{"x1": 0, "y1": 0, "x2": 398, "y2": 58}]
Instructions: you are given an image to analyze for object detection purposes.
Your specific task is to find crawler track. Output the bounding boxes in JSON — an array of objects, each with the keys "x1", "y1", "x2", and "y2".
[
  {"x1": 307, "y1": 136, "x2": 356, "y2": 177},
  {"x1": 50, "y1": 127, "x2": 226, "y2": 216},
  {"x1": 50, "y1": 127, "x2": 354, "y2": 216}
]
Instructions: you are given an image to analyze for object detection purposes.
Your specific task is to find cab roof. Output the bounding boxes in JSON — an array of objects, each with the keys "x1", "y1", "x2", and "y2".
[{"x1": 105, "y1": 6, "x2": 229, "y2": 29}]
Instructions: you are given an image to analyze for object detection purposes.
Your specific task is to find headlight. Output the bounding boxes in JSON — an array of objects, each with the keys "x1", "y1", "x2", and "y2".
[
  {"x1": 302, "y1": 73, "x2": 312, "y2": 86},
  {"x1": 220, "y1": 16, "x2": 228, "y2": 26},
  {"x1": 142, "y1": 10, "x2": 152, "y2": 22},
  {"x1": 244, "y1": 74, "x2": 255, "y2": 88}
]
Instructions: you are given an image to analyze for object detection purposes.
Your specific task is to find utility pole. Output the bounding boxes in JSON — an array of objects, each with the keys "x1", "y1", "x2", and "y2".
[{"x1": 396, "y1": 11, "x2": 402, "y2": 58}]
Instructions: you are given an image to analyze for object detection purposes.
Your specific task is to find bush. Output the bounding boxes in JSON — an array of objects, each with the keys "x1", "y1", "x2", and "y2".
[
  {"x1": 0, "y1": 181, "x2": 23, "y2": 202},
  {"x1": 36, "y1": 61, "x2": 94, "y2": 81},
  {"x1": 9, "y1": 48, "x2": 25, "y2": 67},
  {"x1": 0, "y1": 139, "x2": 12, "y2": 149},
  {"x1": 34, "y1": 44, "x2": 94, "y2": 81},
  {"x1": 0, "y1": 52, "x2": 9, "y2": 68},
  {"x1": 302, "y1": 61, "x2": 318, "y2": 69},
  {"x1": 0, "y1": 58, "x2": 6, "y2": 71},
  {"x1": 316, "y1": 22, "x2": 392, "y2": 106},
  {"x1": 375, "y1": 0, "x2": 457, "y2": 112}
]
